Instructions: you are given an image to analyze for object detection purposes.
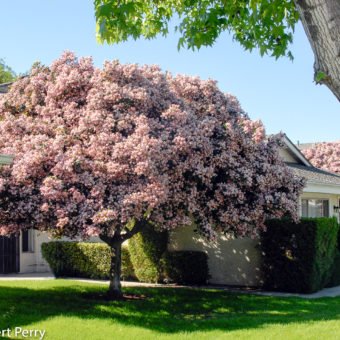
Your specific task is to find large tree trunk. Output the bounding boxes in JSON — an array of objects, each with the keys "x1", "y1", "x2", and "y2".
[
  {"x1": 99, "y1": 219, "x2": 147, "y2": 299},
  {"x1": 108, "y1": 242, "x2": 123, "y2": 299},
  {"x1": 294, "y1": 0, "x2": 340, "y2": 101}
]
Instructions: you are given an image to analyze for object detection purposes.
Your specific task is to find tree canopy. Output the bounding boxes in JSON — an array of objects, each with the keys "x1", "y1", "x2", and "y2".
[
  {"x1": 302, "y1": 142, "x2": 340, "y2": 174},
  {"x1": 95, "y1": 0, "x2": 298, "y2": 59},
  {"x1": 0, "y1": 52, "x2": 304, "y2": 297},
  {"x1": 0, "y1": 59, "x2": 16, "y2": 84},
  {"x1": 94, "y1": 0, "x2": 340, "y2": 100}
]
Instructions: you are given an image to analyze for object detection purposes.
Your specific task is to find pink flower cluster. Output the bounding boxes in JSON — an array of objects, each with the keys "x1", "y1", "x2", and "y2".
[
  {"x1": 0, "y1": 52, "x2": 304, "y2": 240},
  {"x1": 302, "y1": 142, "x2": 340, "y2": 174}
]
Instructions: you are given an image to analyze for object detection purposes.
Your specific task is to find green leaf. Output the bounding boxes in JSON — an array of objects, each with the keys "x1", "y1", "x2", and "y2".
[
  {"x1": 315, "y1": 71, "x2": 327, "y2": 83},
  {"x1": 94, "y1": 0, "x2": 299, "y2": 62}
]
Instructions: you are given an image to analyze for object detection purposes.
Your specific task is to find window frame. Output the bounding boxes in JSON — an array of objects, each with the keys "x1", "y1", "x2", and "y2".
[
  {"x1": 22, "y1": 229, "x2": 35, "y2": 253},
  {"x1": 301, "y1": 198, "x2": 330, "y2": 218}
]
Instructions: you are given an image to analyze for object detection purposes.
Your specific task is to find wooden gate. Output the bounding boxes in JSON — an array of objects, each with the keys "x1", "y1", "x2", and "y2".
[{"x1": 0, "y1": 235, "x2": 19, "y2": 274}]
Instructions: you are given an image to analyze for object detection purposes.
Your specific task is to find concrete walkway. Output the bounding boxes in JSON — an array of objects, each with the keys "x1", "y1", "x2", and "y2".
[
  {"x1": 0, "y1": 272, "x2": 55, "y2": 280},
  {"x1": 253, "y1": 285, "x2": 340, "y2": 299},
  {"x1": 0, "y1": 273, "x2": 340, "y2": 299}
]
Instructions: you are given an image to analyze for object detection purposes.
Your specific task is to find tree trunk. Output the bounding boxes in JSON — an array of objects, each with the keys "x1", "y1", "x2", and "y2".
[
  {"x1": 294, "y1": 0, "x2": 340, "y2": 101},
  {"x1": 108, "y1": 242, "x2": 123, "y2": 299},
  {"x1": 99, "y1": 219, "x2": 147, "y2": 299}
]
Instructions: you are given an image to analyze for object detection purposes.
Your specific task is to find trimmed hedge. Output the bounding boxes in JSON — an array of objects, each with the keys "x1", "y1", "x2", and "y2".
[
  {"x1": 41, "y1": 241, "x2": 135, "y2": 280},
  {"x1": 161, "y1": 251, "x2": 209, "y2": 285},
  {"x1": 42, "y1": 232, "x2": 210, "y2": 286},
  {"x1": 128, "y1": 224, "x2": 209, "y2": 284},
  {"x1": 128, "y1": 223, "x2": 168, "y2": 283},
  {"x1": 261, "y1": 217, "x2": 339, "y2": 293},
  {"x1": 328, "y1": 252, "x2": 340, "y2": 287},
  {"x1": 328, "y1": 229, "x2": 340, "y2": 287}
]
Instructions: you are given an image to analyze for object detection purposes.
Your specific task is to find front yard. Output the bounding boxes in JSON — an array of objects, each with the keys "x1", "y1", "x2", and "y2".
[{"x1": 0, "y1": 280, "x2": 340, "y2": 339}]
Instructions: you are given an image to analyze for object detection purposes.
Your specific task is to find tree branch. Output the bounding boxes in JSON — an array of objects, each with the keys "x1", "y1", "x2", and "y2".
[
  {"x1": 99, "y1": 226, "x2": 122, "y2": 246},
  {"x1": 121, "y1": 219, "x2": 147, "y2": 242}
]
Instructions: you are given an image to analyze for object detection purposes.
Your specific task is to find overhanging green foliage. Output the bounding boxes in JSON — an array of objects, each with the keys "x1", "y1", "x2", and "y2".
[
  {"x1": 0, "y1": 59, "x2": 16, "y2": 84},
  {"x1": 94, "y1": 0, "x2": 298, "y2": 60}
]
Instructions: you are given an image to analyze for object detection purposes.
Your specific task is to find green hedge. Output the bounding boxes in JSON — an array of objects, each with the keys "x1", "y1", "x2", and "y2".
[
  {"x1": 261, "y1": 217, "x2": 339, "y2": 293},
  {"x1": 42, "y1": 231, "x2": 210, "y2": 286},
  {"x1": 328, "y1": 251, "x2": 340, "y2": 287},
  {"x1": 161, "y1": 251, "x2": 209, "y2": 285},
  {"x1": 128, "y1": 223, "x2": 209, "y2": 284},
  {"x1": 327, "y1": 228, "x2": 340, "y2": 287},
  {"x1": 128, "y1": 223, "x2": 168, "y2": 283},
  {"x1": 41, "y1": 241, "x2": 135, "y2": 280}
]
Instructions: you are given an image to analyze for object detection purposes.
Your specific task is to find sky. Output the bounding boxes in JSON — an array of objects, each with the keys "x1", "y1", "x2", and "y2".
[{"x1": 0, "y1": 1, "x2": 339, "y2": 143}]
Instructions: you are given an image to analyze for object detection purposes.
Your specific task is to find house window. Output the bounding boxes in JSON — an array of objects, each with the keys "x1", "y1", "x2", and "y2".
[
  {"x1": 301, "y1": 199, "x2": 329, "y2": 218},
  {"x1": 22, "y1": 229, "x2": 34, "y2": 252}
]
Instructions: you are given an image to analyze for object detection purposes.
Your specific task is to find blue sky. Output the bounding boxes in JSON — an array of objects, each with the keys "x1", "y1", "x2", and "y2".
[{"x1": 1, "y1": 1, "x2": 339, "y2": 143}]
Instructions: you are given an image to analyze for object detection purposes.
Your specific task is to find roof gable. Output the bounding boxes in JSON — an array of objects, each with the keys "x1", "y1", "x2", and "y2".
[
  {"x1": 280, "y1": 134, "x2": 312, "y2": 167},
  {"x1": 0, "y1": 82, "x2": 11, "y2": 94}
]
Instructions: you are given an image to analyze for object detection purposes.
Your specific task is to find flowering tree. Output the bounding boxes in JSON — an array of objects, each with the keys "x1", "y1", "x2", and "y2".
[
  {"x1": 0, "y1": 52, "x2": 304, "y2": 298},
  {"x1": 302, "y1": 142, "x2": 340, "y2": 174}
]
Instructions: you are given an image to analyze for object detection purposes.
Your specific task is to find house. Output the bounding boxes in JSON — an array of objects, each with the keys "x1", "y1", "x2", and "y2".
[
  {"x1": 1, "y1": 82, "x2": 340, "y2": 279},
  {"x1": 0, "y1": 133, "x2": 338, "y2": 278},
  {"x1": 168, "y1": 135, "x2": 340, "y2": 286},
  {"x1": 0, "y1": 153, "x2": 51, "y2": 274},
  {"x1": 0, "y1": 82, "x2": 11, "y2": 94},
  {"x1": 0, "y1": 83, "x2": 53, "y2": 274}
]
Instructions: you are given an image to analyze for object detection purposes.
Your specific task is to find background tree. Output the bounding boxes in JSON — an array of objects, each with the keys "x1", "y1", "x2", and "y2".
[
  {"x1": 94, "y1": 0, "x2": 340, "y2": 101},
  {"x1": 0, "y1": 52, "x2": 304, "y2": 298},
  {"x1": 0, "y1": 59, "x2": 16, "y2": 84},
  {"x1": 302, "y1": 142, "x2": 340, "y2": 174}
]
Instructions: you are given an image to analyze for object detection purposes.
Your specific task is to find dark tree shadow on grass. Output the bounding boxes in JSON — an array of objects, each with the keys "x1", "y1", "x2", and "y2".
[{"x1": 0, "y1": 280, "x2": 339, "y2": 334}]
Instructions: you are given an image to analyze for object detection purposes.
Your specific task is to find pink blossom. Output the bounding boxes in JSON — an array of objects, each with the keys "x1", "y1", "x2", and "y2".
[
  {"x1": 302, "y1": 142, "x2": 340, "y2": 174},
  {"x1": 0, "y1": 52, "x2": 304, "y2": 240}
]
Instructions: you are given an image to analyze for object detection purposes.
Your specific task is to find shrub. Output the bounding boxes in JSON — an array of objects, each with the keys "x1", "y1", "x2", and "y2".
[
  {"x1": 327, "y1": 228, "x2": 340, "y2": 287},
  {"x1": 41, "y1": 241, "x2": 135, "y2": 280},
  {"x1": 261, "y1": 217, "x2": 339, "y2": 293},
  {"x1": 161, "y1": 251, "x2": 209, "y2": 285},
  {"x1": 327, "y1": 252, "x2": 340, "y2": 287},
  {"x1": 128, "y1": 223, "x2": 168, "y2": 283},
  {"x1": 127, "y1": 223, "x2": 209, "y2": 285}
]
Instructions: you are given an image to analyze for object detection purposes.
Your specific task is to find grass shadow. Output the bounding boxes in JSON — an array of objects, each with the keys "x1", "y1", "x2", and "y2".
[{"x1": 0, "y1": 280, "x2": 339, "y2": 334}]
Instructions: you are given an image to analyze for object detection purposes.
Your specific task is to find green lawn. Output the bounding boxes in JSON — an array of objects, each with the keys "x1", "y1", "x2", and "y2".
[{"x1": 0, "y1": 280, "x2": 339, "y2": 340}]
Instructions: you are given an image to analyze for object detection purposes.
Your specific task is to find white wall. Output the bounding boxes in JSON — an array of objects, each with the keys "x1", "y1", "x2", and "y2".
[
  {"x1": 278, "y1": 148, "x2": 298, "y2": 163},
  {"x1": 18, "y1": 193, "x2": 340, "y2": 281},
  {"x1": 19, "y1": 231, "x2": 52, "y2": 273},
  {"x1": 168, "y1": 192, "x2": 340, "y2": 286},
  {"x1": 168, "y1": 225, "x2": 263, "y2": 286},
  {"x1": 19, "y1": 233, "x2": 102, "y2": 273}
]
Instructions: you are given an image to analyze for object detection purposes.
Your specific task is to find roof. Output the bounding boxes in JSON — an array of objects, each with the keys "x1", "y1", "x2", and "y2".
[
  {"x1": 287, "y1": 163, "x2": 340, "y2": 186},
  {"x1": 297, "y1": 141, "x2": 340, "y2": 151},
  {"x1": 0, "y1": 82, "x2": 11, "y2": 94},
  {"x1": 282, "y1": 134, "x2": 312, "y2": 167},
  {"x1": 297, "y1": 142, "x2": 319, "y2": 151}
]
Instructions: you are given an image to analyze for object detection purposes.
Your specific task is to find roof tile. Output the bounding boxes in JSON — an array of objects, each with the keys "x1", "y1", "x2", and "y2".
[{"x1": 287, "y1": 163, "x2": 340, "y2": 186}]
